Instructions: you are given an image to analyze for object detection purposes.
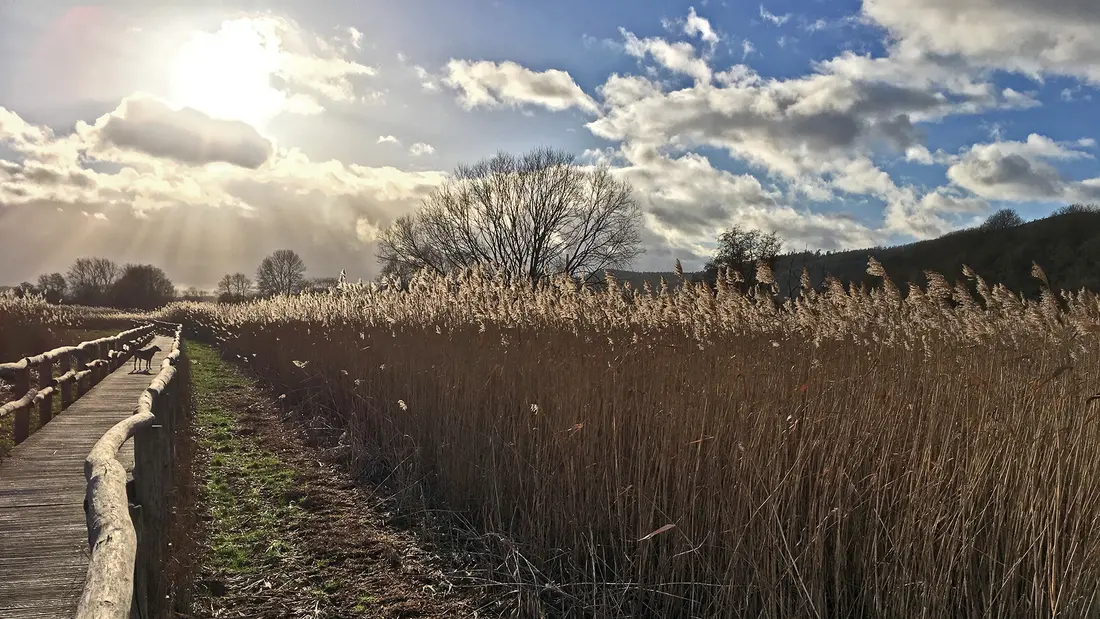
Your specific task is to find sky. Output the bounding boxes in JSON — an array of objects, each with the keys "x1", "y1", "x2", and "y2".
[{"x1": 1, "y1": 0, "x2": 1098, "y2": 289}]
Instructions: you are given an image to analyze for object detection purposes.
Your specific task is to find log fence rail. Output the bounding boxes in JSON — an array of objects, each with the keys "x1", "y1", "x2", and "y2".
[
  {"x1": 76, "y1": 320, "x2": 187, "y2": 619},
  {"x1": 0, "y1": 324, "x2": 156, "y2": 446}
]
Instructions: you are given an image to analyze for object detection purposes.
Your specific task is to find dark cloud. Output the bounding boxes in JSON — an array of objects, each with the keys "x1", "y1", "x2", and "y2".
[
  {"x1": 95, "y1": 95, "x2": 274, "y2": 169},
  {"x1": 948, "y1": 148, "x2": 1064, "y2": 200}
]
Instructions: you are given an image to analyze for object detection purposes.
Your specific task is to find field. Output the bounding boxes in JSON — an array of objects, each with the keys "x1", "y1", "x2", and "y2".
[
  {"x1": 3, "y1": 263, "x2": 1099, "y2": 616},
  {"x1": 158, "y1": 261, "x2": 1100, "y2": 618}
]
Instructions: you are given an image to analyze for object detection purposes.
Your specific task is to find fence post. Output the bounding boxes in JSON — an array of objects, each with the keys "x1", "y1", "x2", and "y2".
[
  {"x1": 36, "y1": 357, "x2": 53, "y2": 427},
  {"x1": 13, "y1": 365, "x2": 30, "y2": 444},
  {"x1": 75, "y1": 347, "x2": 89, "y2": 396},
  {"x1": 133, "y1": 388, "x2": 171, "y2": 619},
  {"x1": 94, "y1": 342, "x2": 105, "y2": 383},
  {"x1": 59, "y1": 352, "x2": 73, "y2": 409}
]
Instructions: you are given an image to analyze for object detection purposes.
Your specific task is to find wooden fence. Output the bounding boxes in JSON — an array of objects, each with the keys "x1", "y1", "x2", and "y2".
[
  {"x1": 76, "y1": 320, "x2": 188, "y2": 619},
  {"x1": 0, "y1": 324, "x2": 156, "y2": 446}
]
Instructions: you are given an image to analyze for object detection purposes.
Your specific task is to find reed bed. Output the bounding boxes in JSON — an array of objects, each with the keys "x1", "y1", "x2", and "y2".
[
  {"x1": 168, "y1": 260, "x2": 1100, "y2": 618},
  {"x1": 0, "y1": 292, "x2": 150, "y2": 361}
]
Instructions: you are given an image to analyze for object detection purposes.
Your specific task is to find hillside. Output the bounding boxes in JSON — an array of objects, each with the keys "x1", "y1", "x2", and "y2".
[{"x1": 614, "y1": 211, "x2": 1100, "y2": 299}]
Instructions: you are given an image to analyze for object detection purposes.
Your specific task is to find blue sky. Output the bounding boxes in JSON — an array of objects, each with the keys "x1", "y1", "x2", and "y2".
[{"x1": 0, "y1": 0, "x2": 1098, "y2": 288}]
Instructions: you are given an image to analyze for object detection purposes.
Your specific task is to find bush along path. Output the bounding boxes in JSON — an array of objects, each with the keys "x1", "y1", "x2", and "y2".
[{"x1": 189, "y1": 341, "x2": 490, "y2": 618}]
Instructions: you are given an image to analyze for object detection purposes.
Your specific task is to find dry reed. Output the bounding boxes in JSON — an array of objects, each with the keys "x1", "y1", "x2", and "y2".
[{"x1": 166, "y1": 261, "x2": 1100, "y2": 618}]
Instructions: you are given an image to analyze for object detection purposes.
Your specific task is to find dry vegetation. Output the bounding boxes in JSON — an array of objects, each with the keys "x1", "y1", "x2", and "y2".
[
  {"x1": 159, "y1": 259, "x2": 1100, "y2": 617},
  {"x1": 0, "y1": 292, "x2": 149, "y2": 361}
]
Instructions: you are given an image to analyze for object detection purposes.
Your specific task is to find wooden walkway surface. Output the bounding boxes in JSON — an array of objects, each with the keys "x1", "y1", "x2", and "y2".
[{"x1": 0, "y1": 336, "x2": 176, "y2": 618}]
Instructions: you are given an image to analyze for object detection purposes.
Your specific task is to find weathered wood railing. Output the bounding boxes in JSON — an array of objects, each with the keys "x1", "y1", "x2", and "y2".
[
  {"x1": 0, "y1": 324, "x2": 155, "y2": 445},
  {"x1": 77, "y1": 320, "x2": 187, "y2": 619}
]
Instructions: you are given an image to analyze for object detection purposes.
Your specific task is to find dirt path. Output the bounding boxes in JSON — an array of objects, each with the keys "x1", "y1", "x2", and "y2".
[{"x1": 188, "y1": 342, "x2": 491, "y2": 618}]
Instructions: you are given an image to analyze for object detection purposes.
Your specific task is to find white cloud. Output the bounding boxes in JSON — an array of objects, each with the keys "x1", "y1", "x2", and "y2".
[
  {"x1": 377, "y1": 135, "x2": 401, "y2": 145},
  {"x1": 919, "y1": 187, "x2": 990, "y2": 214},
  {"x1": 586, "y1": 143, "x2": 880, "y2": 267},
  {"x1": 684, "y1": 7, "x2": 720, "y2": 45},
  {"x1": 442, "y1": 60, "x2": 599, "y2": 113},
  {"x1": 905, "y1": 145, "x2": 935, "y2": 164},
  {"x1": 620, "y1": 29, "x2": 712, "y2": 83},
  {"x1": 741, "y1": 39, "x2": 756, "y2": 59},
  {"x1": 346, "y1": 26, "x2": 363, "y2": 50},
  {"x1": 759, "y1": 5, "x2": 791, "y2": 26},
  {"x1": 863, "y1": 0, "x2": 1100, "y2": 83},
  {"x1": 414, "y1": 65, "x2": 440, "y2": 91},
  {"x1": 409, "y1": 142, "x2": 435, "y2": 156}
]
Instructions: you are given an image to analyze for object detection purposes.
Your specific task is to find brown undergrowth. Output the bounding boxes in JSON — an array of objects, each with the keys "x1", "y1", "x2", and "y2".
[{"x1": 188, "y1": 340, "x2": 494, "y2": 618}]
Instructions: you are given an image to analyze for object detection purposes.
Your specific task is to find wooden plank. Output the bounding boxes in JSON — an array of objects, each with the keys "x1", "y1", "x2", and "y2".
[{"x1": 0, "y1": 336, "x2": 175, "y2": 619}]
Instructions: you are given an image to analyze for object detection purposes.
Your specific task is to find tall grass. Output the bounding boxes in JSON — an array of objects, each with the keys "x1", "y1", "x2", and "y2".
[
  {"x1": 169, "y1": 261, "x2": 1100, "y2": 618},
  {"x1": 0, "y1": 292, "x2": 149, "y2": 361}
]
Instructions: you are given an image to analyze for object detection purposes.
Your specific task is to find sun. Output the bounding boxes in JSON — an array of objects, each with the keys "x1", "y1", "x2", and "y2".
[{"x1": 170, "y1": 19, "x2": 287, "y2": 128}]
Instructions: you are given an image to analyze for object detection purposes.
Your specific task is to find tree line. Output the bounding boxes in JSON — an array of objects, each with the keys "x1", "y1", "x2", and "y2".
[{"x1": 3, "y1": 249, "x2": 338, "y2": 308}]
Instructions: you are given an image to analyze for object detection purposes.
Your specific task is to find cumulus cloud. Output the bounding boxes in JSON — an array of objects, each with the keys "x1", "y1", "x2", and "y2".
[
  {"x1": 620, "y1": 29, "x2": 713, "y2": 83},
  {"x1": 684, "y1": 7, "x2": 720, "y2": 45},
  {"x1": 946, "y1": 135, "x2": 1098, "y2": 201},
  {"x1": 863, "y1": 0, "x2": 1100, "y2": 83},
  {"x1": 377, "y1": 135, "x2": 400, "y2": 145},
  {"x1": 918, "y1": 187, "x2": 990, "y2": 214},
  {"x1": 84, "y1": 95, "x2": 274, "y2": 169},
  {"x1": 586, "y1": 143, "x2": 879, "y2": 267},
  {"x1": 442, "y1": 60, "x2": 599, "y2": 113},
  {"x1": 408, "y1": 142, "x2": 435, "y2": 156}
]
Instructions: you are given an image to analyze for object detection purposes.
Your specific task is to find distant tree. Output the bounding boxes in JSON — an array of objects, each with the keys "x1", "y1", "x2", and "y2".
[
  {"x1": 256, "y1": 250, "x2": 307, "y2": 297},
  {"x1": 36, "y1": 273, "x2": 67, "y2": 304},
  {"x1": 302, "y1": 277, "x2": 339, "y2": 293},
  {"x1": 1052, "y1": 203, "x2": 1100, "y2": 217},
  {"x1": 67, "y1": 257, "x2": 119, "y2": 305},
  {"x1": 981, "y1": 208, "x2": 1024, "y2": 230},
  {"x1": 217, "y1": 272, "x2": 253, "y2": 303},
  {"x1": 691, "y1": 225, "x2": 783, "y2": 292},
  {"x1": 706, "y1": 225, "x2": 783, "y2": 273},
  {"x1": 377, "y1": 147, "x2": 643, "y2": 283},
  {"x1": 180, "y1": 286, "x2": 206, "y2": 301},
  {"x1": 14, "y1": 282, "x2": 38, "y2": 298},
  {"x1": 109, "y1": 264, "x2": 176, "y2": 309}
]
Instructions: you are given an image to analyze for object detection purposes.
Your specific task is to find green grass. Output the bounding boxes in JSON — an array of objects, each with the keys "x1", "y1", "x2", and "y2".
[{"x1": 189, "y1": 342, "x2": 305, "y2": 579}]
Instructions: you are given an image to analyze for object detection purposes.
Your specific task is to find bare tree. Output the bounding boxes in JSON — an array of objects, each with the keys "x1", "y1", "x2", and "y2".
[
  {"x1": 377, "y1": 147, "x2": 643, "y2": 282},
  {"x1": 180, "y1": 286, "x2": 206, "y2": 301},
  {"x1": 229, "y1": 273, "x2": 252, "y2": 297},
  {"x1": 217, "y1": 272, "x2": 254, "y2": 303},
  {"x1": 256, "y1": 250, "x2": 307, "y2": 297},
  {"x1": 66, "y1": 257, "x2": 120, "y2": 305}
]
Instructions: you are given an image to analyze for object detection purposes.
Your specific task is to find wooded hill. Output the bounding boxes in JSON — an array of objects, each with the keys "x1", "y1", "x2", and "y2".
[{"x1": 612, "y1": 210, "x2": 1100, "y2": 299}]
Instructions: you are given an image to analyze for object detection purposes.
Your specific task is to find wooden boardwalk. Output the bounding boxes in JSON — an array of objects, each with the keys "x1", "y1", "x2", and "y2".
[{"x1": 0, "y1": 336, "x2": 175, "y2": 618}]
